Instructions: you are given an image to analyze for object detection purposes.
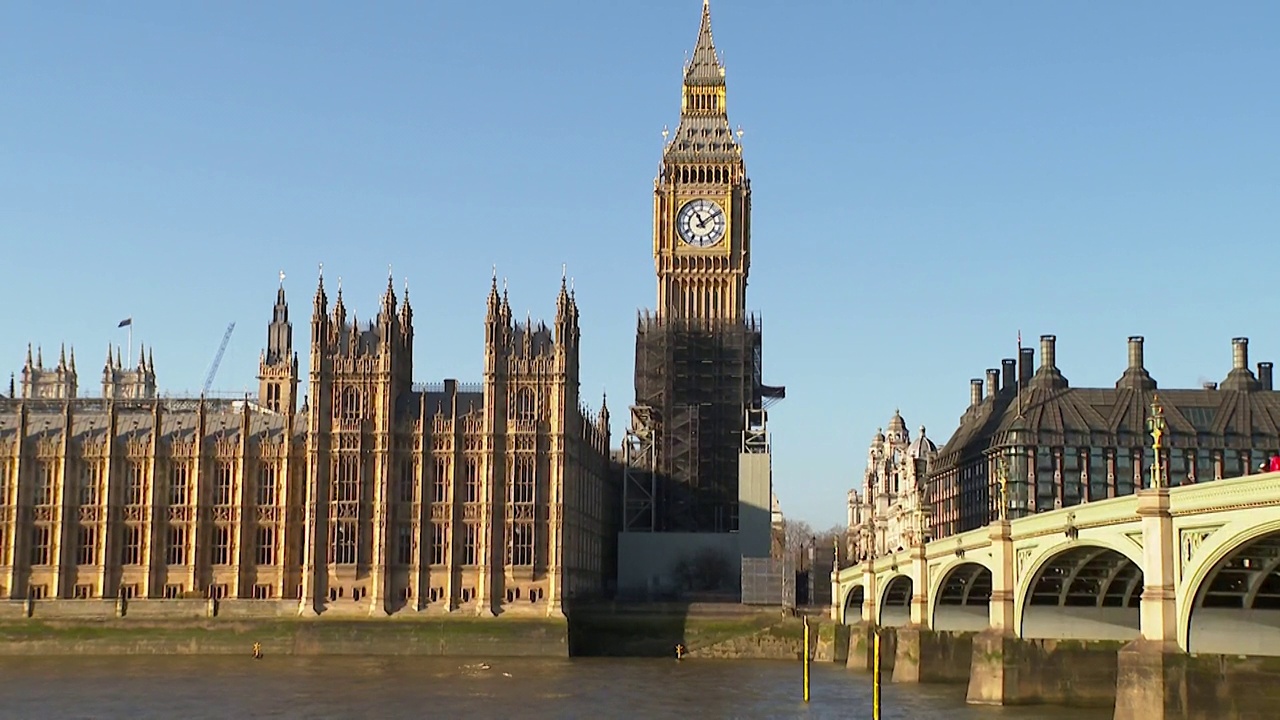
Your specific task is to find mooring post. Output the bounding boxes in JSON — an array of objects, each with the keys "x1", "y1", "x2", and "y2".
[
  {"x1": 872, "y1": 628, "x2": 883, "y2": 719},
  {"x1": 802, "y1": 616, "x2": 811, "y2": 703}
]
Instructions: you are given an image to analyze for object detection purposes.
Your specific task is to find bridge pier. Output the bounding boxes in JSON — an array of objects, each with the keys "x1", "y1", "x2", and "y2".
[
  {"x1": 1115, "y1": 487, "x2": 1190, "y2": 720},
  {"x1": 843, "y1": 620, "x2": 882, "y2": 672},
  {"x1": 967, "y1": 518, "x2": 1018, "y2": 704},
  {"x1": 893, "y1": 625, "x2": 973, "y2": 683}
]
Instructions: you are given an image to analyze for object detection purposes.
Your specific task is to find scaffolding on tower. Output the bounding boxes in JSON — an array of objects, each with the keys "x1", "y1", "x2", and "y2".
[{"x1": 623, "y1": 312, "x2": 784, "y2": 534}]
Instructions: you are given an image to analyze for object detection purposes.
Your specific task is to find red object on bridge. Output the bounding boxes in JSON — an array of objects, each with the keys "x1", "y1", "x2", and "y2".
[{"x1": 1269, "y1": 455, "x2": 1280, "y2": 473}]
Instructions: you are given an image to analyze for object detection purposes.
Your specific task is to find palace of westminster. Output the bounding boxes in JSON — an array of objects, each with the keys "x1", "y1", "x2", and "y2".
[{"x1": 0, "y1": 1, "x2": 784, "y2": 614}]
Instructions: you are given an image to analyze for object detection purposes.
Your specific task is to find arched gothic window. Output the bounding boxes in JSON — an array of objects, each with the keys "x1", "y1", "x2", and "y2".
[
  {"x1": 515, "y1": 387, "x2": 536, "y2": 422},
  {"x1": 335, "y1": 386, "x2": 362, "y2": 420}
]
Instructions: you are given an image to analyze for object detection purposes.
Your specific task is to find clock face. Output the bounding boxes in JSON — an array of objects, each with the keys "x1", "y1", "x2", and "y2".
[{"x1": 676, "y1": 198, "x2": 727, "y2": 248}]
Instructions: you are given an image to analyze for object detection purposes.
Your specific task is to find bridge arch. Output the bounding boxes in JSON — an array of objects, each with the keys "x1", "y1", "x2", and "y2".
[
  {"x1": 841, "y1": 584, "x2": 866, "y2": 625},
  {"x1": 1182, "y1": 519, "x2": 1280, "y2": 656},
  {"x1": 931, "y1": 561, "x2": 992, "y2": 632},
  {"x1": 879, "y1": 575, "x2": 912, "y2": 628},
  {"x1": 1016, "y1": 541, "x2": 1143, "y2": 641}
]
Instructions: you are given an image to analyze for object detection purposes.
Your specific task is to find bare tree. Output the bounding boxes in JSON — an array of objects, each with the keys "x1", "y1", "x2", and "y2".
[{"x1": 783, "y1": 519, "x2": 814, "y2": 555}]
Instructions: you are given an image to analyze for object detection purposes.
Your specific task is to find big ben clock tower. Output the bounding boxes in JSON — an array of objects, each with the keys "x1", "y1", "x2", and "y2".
[
  {"x1": 625, "y1": 1, "x2": 783, "y2": 541},
  {"x1": 653, "y1": 0, "x2": 750, "y2": 323}
]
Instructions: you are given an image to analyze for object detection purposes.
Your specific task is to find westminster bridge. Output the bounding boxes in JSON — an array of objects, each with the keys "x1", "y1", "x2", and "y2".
[{"x1": 831, "y1": 469, "x2": 1280, "y2": 719}]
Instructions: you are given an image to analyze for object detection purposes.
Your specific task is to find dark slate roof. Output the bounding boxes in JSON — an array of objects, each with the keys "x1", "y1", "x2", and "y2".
[{"x1": 932, "y1": 384, "x2": 1280, "y2": 474}]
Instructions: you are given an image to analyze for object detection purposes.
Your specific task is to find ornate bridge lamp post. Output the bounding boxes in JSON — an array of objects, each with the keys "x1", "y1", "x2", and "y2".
[{"x1": 1147, "y1": 394, "x2": 1167, "y2": 489}]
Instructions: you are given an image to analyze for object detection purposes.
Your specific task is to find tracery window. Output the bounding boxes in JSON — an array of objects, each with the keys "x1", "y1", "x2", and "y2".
[
  {"x1": 465, "y1": 458, "x2": 481, "y2": 503},
  {"x1": 80, "y1": 461, "x2": 101, "y2": 506},
  {"x1": 258, "y1": 464, "x2": 277, "y2": 506},
  {"x1": 122, "y1": 525, "x2": 143, "y2": 565},
  {"x1": 76, "y1": 525, "x2": 96, "y2": 566},
  {"x1": 212, "y1": 526, "x2": 231, "y2": 565},
  {"x1": 431, "y1": 523, "x2": 448, "y2": 565},
  {"x1": 463, "y1": 524, "x2": 479, "y2": 565},
  {"x1": 508, "y1": 523, "x2": 534, "y2": 567},
  {"x1": 256, "y1": 526, "x2": 276, "y2": 565},
  {"x1": 335, "y1": 386, "x2": 363, "y2": 420},
  {"x1": 169, "y1": 462, "x2": 189, "y2": 506},
  {"x1": 398, "y1": 459, "x2": 415, "y2": 504},
  {"x1": 167, "y1": 526, "x2": 187, "y2": 566},
  {"x1": 333, "y1": 455, "x2": 360, "y2": 503},
  {"x1": 29, "y1": 526, "x2": 50, "y2": 565},
  {"x1": 215, "y1": 462, "x2": 234, "y2": 506},
  {"x1": 36, "y1": 461, "x2": 55, "y2": 506},
  {"x1": 433, "y1": 459, "x2": 448, "y2": 503},
  {"x1": 396, "y1": 524, "x2": 414, "y2": 566},
  {"x1": 331, "y1": 520, "x2": 357, "y2": 565},
  {"x1": 126, "y1": 462, "x2": 145, "y2": 506},
  {"x1": 510, "y1": 456, "x2": 536, "y2": 505},
  {"x1": 515, "y1": 387, "x2": 536, "y2": 422}
]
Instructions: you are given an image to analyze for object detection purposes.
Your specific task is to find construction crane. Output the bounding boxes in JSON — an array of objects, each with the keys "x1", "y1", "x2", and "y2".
[{"x1": 202, "y1": 322, "x2": 236, "y2": 395}]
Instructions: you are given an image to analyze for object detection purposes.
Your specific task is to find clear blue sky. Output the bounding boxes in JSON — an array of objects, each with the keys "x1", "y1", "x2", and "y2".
[{"x1": 3, "y1": 1, "x2": 1278, "y2": 530}]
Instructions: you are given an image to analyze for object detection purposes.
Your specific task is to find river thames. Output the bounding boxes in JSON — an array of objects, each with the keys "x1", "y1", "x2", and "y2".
[{"x1": 0, "y1": 655, "x2": 1109, "y2": 719}]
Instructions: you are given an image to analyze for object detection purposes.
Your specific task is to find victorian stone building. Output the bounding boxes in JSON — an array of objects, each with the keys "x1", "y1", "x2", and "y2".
[
  {"x1": 927, "y1": 334, "x2": 1280, "y2": 538},
  {"x1": 0, "y1": 272, "x2": 616, "y2": 616},
  {"x1": 847, "y1": 411, "x2": 937, "y2": 562}
]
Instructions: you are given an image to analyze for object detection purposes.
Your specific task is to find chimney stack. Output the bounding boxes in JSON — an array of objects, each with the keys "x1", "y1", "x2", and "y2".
[
  {"x1": 1221, "y1": 337, "x2": 1261, "y2": 391},
  {"x1": 970, "y1": 379, "x2": 984, "y2": 408},
  {"x1": 1031, "y1": 334, "x2": 1069, "y2": 389},
  {"x1": 1019, "y1": 347, "x2": 1035, "y2": 387},
  {"x1": 986, "y1": 369, "x2": 1000, "y2": 400},
  {"x1": 1128, "y1": 336, "x2": 1144, "y2": 370},
  {"x1": 1001, "y1": 359, "x2": 1017, "y2": 391},
  {"x1": 1116, "y1": 335, "x2": 1157, "y2": 390},
  {"x1": 1040, "y1": 335, "x2": 1057, "y2": 369},
  {"x1": 1233, "y1": 337, "x2": 1249, "y2": 370},
  {"x1": 1259, "y1": 362, "x2": 1274, "y2": 392}
]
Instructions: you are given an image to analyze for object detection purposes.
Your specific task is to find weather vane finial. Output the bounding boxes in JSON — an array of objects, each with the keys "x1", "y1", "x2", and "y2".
[{"x1": 279, "y1": 269, "x2": 286, "y2": 287}]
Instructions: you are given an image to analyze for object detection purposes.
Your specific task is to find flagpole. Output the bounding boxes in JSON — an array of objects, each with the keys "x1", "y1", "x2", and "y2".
[
  {"x1": 128, "y1": 323, "x2": 133, "y2": 368},
  {"x1": 1016, "y1": 330, "x2": 1023, "y2": 417}
]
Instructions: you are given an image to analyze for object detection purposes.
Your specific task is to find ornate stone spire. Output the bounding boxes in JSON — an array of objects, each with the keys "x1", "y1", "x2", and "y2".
[
  {"x1": 685, "y1": 0, "x2": 725, "y2": 86},
  {"x1": 665, "y1": 0, "x2": 740, "y2": 164}
]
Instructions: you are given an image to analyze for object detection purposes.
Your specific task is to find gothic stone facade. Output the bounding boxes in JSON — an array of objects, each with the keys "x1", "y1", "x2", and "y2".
[
  {"x1": 0, "y1": 274, "x2": 615, "y2": 616},
  {"x1": 928, "y1": 334, "x2": 1280, "y2": 539},
  {"x1": 847, "y1": 411, "x2": 936, "y2": 562}
]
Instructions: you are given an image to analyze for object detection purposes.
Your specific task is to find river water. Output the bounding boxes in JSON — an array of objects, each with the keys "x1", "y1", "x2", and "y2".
[{"x1": 0, "y1": 656, "x2": 1109, "y2": 719}]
